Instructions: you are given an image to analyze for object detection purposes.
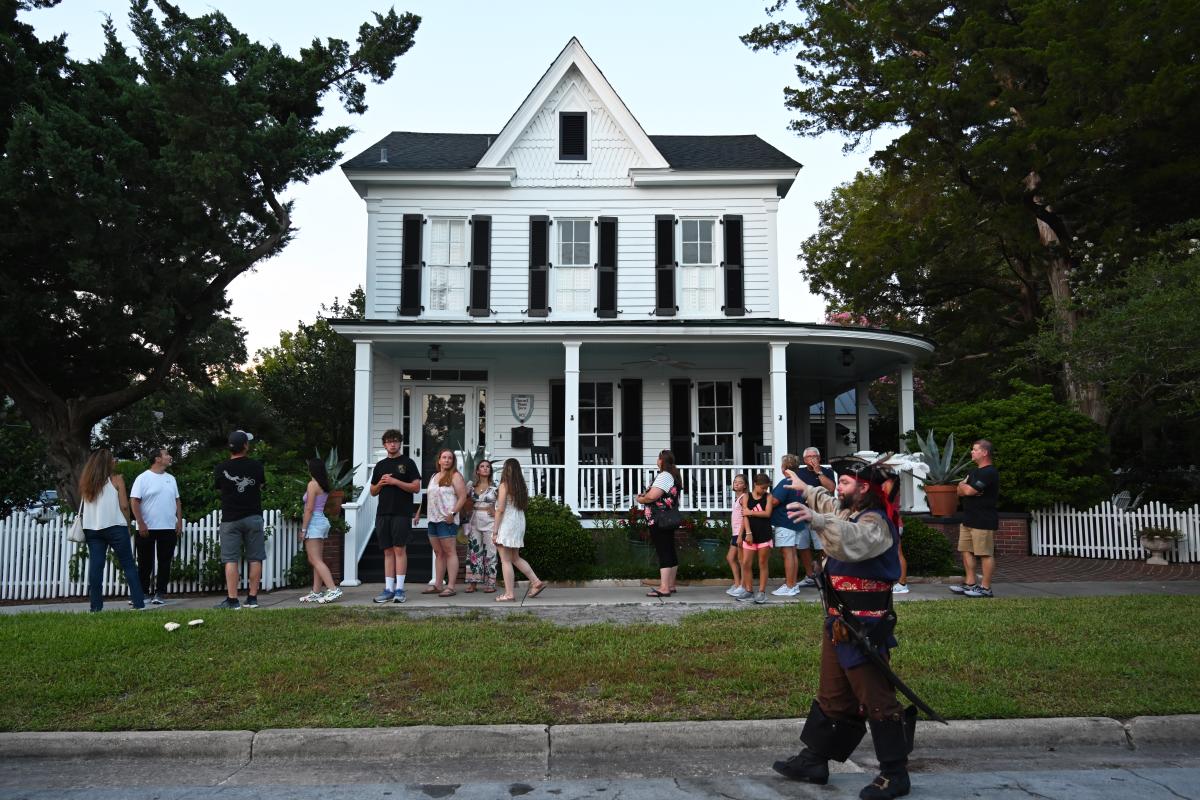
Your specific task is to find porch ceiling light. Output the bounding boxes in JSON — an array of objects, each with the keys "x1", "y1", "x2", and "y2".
[
  {"x1": 428, "y1": 344, "x2": 441, "y2": 362},
  {"x1": 840, "y1": 348, "x2": 855, "y2": 368}
]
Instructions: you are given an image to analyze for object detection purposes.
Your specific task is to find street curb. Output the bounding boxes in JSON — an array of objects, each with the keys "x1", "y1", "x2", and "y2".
[
  {"x1": 1127, "y1": 715, "x2": 1200, "y2": 745},
  {"x1": 0, "y1": 730, "x2": 254, "y2": 760},
  {"x1": 915, "y1": 716, "x2": 1129, "y2": 749},
  {"x1": 252, "y1": 725, "x2": 548, "y2": 761},
  {"x1": 550, "y1": 719, "x2": 802, "y2": 758}
]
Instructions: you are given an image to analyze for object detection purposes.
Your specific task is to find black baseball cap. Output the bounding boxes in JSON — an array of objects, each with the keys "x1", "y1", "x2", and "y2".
[{"x1": 228, "y1": 430, "x2": 255, "y2": 450}]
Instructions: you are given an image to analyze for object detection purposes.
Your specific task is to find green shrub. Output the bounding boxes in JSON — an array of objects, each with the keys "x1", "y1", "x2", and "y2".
[
  {"x1": 521, "y1": 496, "x2": 596, "y2": 580},
  {"x1": 913, "y1": 379, "x2": 1111, "y2": 511},
  {"x1": 901, "y1": 516, "x2": 958, "y2": 577},
  {"x1": 284, "y1": 549, "x2": 313, "y2": 588}
]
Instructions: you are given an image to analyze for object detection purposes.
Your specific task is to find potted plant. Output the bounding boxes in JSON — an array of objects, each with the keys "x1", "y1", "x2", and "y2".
[
  {"x1": 1138, "y1": 526, "x2": 1182, "y2": 566},
  {"x1": 316, "y1": 447, "x2": 359, "y2": 518},
  {"x1": 912, "y1": 429, "x2": 972, "y2": 517}
]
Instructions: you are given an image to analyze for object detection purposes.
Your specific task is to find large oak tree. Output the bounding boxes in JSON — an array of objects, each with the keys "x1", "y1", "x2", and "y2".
[
  {"x1": 745, "y1": 0, "x2": 1200, "y2": 426},
  {"x1": 1, "y1": 0, "x2": 419, "y2": 502}
]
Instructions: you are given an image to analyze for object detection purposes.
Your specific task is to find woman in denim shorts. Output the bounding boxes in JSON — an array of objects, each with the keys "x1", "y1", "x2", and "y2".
[
  {"x1": 299, "y1": 458, "x2": 341, "y2": 603},
  {"x1": 423, "y1": 448, "x2": 467, "y2": 597}
]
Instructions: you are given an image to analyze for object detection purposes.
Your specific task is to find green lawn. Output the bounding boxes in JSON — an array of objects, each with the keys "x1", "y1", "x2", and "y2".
[{"x1": 2, "y1": 596, "x2": 1196, "y2": 731}]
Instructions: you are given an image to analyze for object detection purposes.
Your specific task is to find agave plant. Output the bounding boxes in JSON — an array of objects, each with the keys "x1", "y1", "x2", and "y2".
[
  {"x1": 452, "y1": 440, "x2": 490, "y2": 480},
  {"x1": 913, "y1": 430, "x2": 972, "y2": 485},
  {"x1": 315, "y1": 447, "x2": 361, "y2": 499}
]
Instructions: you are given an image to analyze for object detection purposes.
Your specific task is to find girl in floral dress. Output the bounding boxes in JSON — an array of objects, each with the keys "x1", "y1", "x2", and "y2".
[{"x1": 464, "y1": 460, "x2": 498, "y2": 592}]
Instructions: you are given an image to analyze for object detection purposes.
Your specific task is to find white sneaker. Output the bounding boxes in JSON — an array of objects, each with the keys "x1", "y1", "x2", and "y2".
[
  {"x1": 318, "y1": 587, "x2": 343, "y2": 604},
  {"x1": 730, "y1": 587, "x2": 751, "y2": 600},
  {"x1": 786, "y1": 584, "x2": 803, "y2": 596},
  {"x1": 797, "y1": 575, "x2": 817, "y2": 588},
  {"x1": 771, "y1": 584, "x2": 793, "y2": 596},
  {"x1": 725, "y1": 585, "x2": 741, "y2": 596},
  {"x1": 892, "y1": 583, "x2": 910, "y2": 594},
  {"x1": 299, "y1": 591, "x2": 321, "y2": 603}
]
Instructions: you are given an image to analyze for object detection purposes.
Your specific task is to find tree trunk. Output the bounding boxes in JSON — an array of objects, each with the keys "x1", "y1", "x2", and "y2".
[{"x1": 46, "y1": 427, "x2": 93, "y2": 509}]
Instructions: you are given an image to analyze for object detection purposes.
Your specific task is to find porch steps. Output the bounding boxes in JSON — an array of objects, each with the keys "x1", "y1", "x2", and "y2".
[{"x1": 357, "y1": 535, "x2": 434, "y2": 584}]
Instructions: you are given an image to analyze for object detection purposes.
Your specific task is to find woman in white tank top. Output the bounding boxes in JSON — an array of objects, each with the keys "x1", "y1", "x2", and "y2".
[{"x1": 79, "y1": 449, "x2": 145, "y2": 611}]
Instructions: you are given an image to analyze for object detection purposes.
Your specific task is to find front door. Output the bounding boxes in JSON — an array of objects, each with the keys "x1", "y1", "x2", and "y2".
[{"x1": 410, "y1": 386, "x2": 485, "y2": 481}]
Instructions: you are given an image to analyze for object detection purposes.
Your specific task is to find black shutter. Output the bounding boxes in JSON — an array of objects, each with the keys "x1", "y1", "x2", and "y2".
[
  {"x1": 469, "y1": 215, "x2": 491, "y2": 317},
  {"x1": 722, "y1": 214, "x2": 745, "y2": 316},
  {"x1": 669, "y1": 378, "x2": 692, "y2": 464},
  {"x1": 559, "y1": 112, "x2": 587, "y2": 160},
  {"x1": 620, "y1": 379, "x2": 642, "y2": 465},
  {"x1": 550, "y1": 382, "x2": 565, "y2": 464},
  {"x1": 597, "y1": 216, "x2": 618, "y2": 318},
  {"x1": 655, "y1": 215, "x2": 676, "y2": 316},
  {"x1": 399, "y1": 214, "x2": 423, "y2": 316},
  {"x1": 740, "y1": 378, "x2": 763, "y2": 467},
  {"x1": 529, "y1": 216, "x2": 550, "y2": 317}
]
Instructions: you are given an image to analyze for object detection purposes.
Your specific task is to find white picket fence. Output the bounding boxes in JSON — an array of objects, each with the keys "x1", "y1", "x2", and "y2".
[
  {"x1": 0, "y1": 510, "x2": 301, "y2": 601},
  {"x1": 1031, "y1": 501, "x2": 1200, "y2": 563}
]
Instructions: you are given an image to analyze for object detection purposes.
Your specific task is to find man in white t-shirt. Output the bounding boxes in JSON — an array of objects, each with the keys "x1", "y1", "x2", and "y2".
[{"x1": 130, "y1": 448, "x2": 183, "y2": 605}]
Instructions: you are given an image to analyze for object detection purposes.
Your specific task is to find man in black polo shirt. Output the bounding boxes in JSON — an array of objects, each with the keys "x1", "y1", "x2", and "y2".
[
  {"x1": 370, "y1": 429, "x2": 422, "y2": 604},
  {"x1": 951, "y1": 439, "x2": 1000, "y2": 598}
]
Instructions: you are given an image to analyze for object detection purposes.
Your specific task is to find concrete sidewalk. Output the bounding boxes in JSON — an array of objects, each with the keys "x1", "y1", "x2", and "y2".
[{"x1": 3, "y1": 576, "x2": 1200, "y2": 616}]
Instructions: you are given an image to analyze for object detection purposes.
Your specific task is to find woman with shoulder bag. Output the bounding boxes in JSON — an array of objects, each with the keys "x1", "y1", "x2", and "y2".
[
  {"x1": 79, "y1": 449, "x2": 145, "y2": 611},
  {"x1": 637, "y1": 449, "x2": 682, "y2": 598}
]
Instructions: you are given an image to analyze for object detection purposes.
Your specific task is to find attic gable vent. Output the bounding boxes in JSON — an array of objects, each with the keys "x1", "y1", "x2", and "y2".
[
  {"x1": 559, "y1": 112, "x2": 586, "y2": 161},
  {"x1": 378, "y1": 147, "x2": 389, "y2": 164}
]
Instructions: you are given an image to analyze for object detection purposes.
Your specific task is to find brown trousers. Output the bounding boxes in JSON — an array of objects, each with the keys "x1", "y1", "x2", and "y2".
[{"x1": 817, "y1": 621, "x2": 905, "y2": 722}]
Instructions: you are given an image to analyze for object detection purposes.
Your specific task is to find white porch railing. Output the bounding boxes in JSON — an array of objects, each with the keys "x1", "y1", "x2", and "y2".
[
  {"x1": 1031, "y1": 501, "x2": 1200, "y2": 562},
  {"x1": 575, "y1": 464, "x2": 778, "y2": 514},
  {"x1": 0, "y1": 510, "x2": 301, "y2": 601}
]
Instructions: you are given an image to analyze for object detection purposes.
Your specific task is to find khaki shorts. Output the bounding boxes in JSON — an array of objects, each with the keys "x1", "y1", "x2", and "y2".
[{"x1": 958, "y1": 524, "x2": 995, "y2": 557}]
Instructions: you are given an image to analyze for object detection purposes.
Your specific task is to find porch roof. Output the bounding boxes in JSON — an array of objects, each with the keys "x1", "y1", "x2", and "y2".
[{"x1": 332, "y1": 318, "x2": 934, "y2": 398}]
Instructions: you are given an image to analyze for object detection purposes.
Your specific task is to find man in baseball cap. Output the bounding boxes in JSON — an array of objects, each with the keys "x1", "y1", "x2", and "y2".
[{"x1": 213, "y1": 429, "x2": 265, "y2": 609}]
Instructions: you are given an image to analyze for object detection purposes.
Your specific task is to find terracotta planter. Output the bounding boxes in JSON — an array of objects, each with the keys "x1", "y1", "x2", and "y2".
[
  {"x1": 324, "y1": 490, "x2": 345, "y2": 518},
  {"x1": 923, "y1": 484, "x2": 959, "y2": 517},
  {"x1": 1140, "y1": 535, "x2": 1175, "y2": 566}
]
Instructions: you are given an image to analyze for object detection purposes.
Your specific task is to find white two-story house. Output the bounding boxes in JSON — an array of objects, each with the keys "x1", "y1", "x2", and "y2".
[{"x1": 334, "y1": 39, "x2": 933, "y2": 584}]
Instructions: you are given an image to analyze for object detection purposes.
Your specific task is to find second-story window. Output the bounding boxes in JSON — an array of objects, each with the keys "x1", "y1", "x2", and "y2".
[
  {"x1": 679, "y1": 218, "x2": 718, "y2": 314},
  {"x1": 554, "y1": 218, "x2": 592, "y2": 314},
  {"x1": 428, "y1": 218, "x2": 468, "y2": 314}
]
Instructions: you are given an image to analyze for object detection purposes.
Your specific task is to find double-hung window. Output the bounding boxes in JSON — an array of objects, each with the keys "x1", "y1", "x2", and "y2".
[
  {"x1": 696, "y1": 380, "x2": 736, "y2": 462},
  {"x1": 679, "y1": 218, "x2": 719, "y2": 314},
  {"x1": 427, "y1": 218, "x2": 468, "y2": 315},
  {"x1": 554, "y1": 218, "x2": 593, "y2": 315}
]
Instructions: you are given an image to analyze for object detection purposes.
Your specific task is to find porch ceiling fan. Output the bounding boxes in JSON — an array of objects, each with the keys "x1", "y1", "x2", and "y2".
[{"x1": 622, "y1": 348, "x2": 696, "y2": 370}]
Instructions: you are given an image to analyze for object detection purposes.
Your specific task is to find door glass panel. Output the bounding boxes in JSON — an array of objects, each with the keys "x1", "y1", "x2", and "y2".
[{"x1": 421, "y1": 392, "x2": 466, "y2": 481}]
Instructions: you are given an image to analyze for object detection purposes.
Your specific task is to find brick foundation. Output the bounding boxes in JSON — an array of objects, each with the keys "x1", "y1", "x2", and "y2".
[
  {"x1": 916, "y1": 512, "x2": 1030, "y2": 558},
  {"x1": 321, "y1": 531, "x2": 344, "y2": 584}
]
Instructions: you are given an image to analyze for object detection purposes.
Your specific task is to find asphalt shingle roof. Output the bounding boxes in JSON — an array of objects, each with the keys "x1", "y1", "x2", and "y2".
[{"x1": 341, "y1": 132, "x2": 800, "y2": 172}]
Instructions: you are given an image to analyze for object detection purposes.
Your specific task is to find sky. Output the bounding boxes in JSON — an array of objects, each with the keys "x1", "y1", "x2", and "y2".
[{"x1": 27, "y1": 0, "x2": 891, "y2": 359}]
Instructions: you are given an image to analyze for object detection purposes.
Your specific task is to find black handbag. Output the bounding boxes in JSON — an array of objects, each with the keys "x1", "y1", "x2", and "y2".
[{"x1": 650, "y1": 485, "x2": 683, "y2": 529}]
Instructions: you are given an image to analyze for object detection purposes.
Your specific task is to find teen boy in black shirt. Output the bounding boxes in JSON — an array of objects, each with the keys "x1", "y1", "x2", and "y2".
[{"x1": 370, "y1": 429, "x2": 422, "y2": 604}]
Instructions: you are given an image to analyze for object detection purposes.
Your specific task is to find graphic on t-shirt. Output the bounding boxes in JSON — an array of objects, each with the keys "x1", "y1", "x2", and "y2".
[{"x1": 223, "y1": 470, "x2": 257, "y2": 493}]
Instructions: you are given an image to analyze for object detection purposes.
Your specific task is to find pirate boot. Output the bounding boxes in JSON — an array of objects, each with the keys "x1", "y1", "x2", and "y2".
[
  {"x1": 859, "y1": 710, "x2": 915, "y2": 799},
  {"x1": 773, "y1": 700, "x2": 866, "y2": 784}
]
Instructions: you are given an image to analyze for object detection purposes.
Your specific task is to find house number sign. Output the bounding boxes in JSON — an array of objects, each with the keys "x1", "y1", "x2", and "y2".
[{"x1": 511, "y1": 394, "x2": 534, "y2": 423}]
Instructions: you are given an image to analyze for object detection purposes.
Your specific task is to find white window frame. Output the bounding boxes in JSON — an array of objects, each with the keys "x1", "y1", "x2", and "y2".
[
  {"x1": 556, "y1": 110, "x2": 591, "y2": 164},
  {"x1": 423, "y1": 216, "x2": 470, "y2": 318},
  {"x1": 677, "y1": 216, "x2": 721, "y2": 316},
  {"x1": 578, "y1": 380, "x2": 617, "y2": 461},
  {"x1": 551, "y1": 216, "x2": 595, "y2": 318},
  {"x1": 692, "y1": 378, "x2": 739, "y2": 463}
]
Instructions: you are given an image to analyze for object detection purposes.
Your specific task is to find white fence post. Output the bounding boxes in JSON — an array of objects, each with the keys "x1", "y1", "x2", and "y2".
[{"x1": 1028, "y1": 501, "x2": 1200, "y2": 562}]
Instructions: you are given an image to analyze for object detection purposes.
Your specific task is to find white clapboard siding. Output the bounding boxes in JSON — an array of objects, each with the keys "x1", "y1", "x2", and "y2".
[
  {"x1": 366, "y1": 187, "x2": 777, "y2": 322},
  {"x1": 1030, "y1": 502, "x2": 1200, "y2": 562},
  {"x1": 0, "y1": 510, "x2": 301, "y2": 601}
]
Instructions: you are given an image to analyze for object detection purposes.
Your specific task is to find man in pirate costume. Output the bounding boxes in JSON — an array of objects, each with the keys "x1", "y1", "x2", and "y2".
[{"x1": 772, "y1": 458, "x2": 922, "y2": 799}]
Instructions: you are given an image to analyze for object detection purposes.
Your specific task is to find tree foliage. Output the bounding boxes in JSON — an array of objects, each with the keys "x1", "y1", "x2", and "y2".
[
  {"x1": 0, "y1": 0, "x2": 419, "y2": 502},
  {"x1": 253, "y1": 289, "x2": 364, "y2": 458},
  {"x1": 0, "y1": 399, "x2": 56, "y2": 519},
  {"x1": 914, "y1": 380, "x2": 1110, "y2": 511},
  {"x1": 745, "y1": 0, "x2": 1200, "y2": 426}
]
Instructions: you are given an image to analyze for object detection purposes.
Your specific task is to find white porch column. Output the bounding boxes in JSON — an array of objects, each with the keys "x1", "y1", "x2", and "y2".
[
  {"x1": 823, "y1": 389, "x2": 838, "y2": 458},
  {"x1": 344, "y1": 339, "x2": 373, "y2": 586},
  {"x1": 769, "y1": 342, "x2": 788, "y2": 466},
  {"x1": 564, "y1": 341, "x2": 581, "y2": 513},
  {"x1": 856, "y1": 381, "x2": 871, "y2": 453},
  {"x1": 897, "y1": 363, "x2": 926, "y2": 511}
]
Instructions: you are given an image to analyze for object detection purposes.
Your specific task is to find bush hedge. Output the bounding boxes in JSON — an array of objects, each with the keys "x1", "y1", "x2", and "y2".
[
  {"x1": 521, "y1": 495, "x2": 596, "y2": 580},
  {"x1": 902, "y1": 516, "x2": 958, "y2": 577}
]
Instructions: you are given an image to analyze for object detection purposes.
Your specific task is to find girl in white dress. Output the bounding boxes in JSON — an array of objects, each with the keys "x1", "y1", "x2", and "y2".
[{"x1": 492, "y1": 458, "x2": 547, "y2": 602}]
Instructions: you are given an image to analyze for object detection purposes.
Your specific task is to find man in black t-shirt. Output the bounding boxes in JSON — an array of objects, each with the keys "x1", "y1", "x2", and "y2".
[
  {"x1": 370, "y1": 429, "x2": 422, "y2": 604},
  {"x1": 951, "y1": 439, "x2": 1000, "y2": 598},
  {"x1": 213, "y1": 430, "x2": 267, "y2": 609}
]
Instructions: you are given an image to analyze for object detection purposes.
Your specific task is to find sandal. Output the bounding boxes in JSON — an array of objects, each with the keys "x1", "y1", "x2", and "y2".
[
  {"x1": 464, "y1": 584, "x2": 477, "y2": 593},
  {"x1": 438, "y1": 588, "x2": 457, "y2": 597},
  {"x1": 529, "y1": 581, "x2": 548, "y2": 598},
  {"x1": 482, "y1": 586, "x2": 496, "y2": 593},
  {"x1": 495, "y1": 595, "x2": 515, "y2": 602},
  {"x1": 421, "y1": 585, "x2": 440, "y2": 594},
  {"x1": 646, "y1": 589, "x2": 670, "y2": 598}
]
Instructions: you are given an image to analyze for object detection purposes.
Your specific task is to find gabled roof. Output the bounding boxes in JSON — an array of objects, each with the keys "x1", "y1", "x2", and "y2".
[
  {"x1": 475, "y1": 37, "x2": 669, "y2": 170},
  {"x1": 342, "y1": 132, "x2": 800, "y2": 173}
]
